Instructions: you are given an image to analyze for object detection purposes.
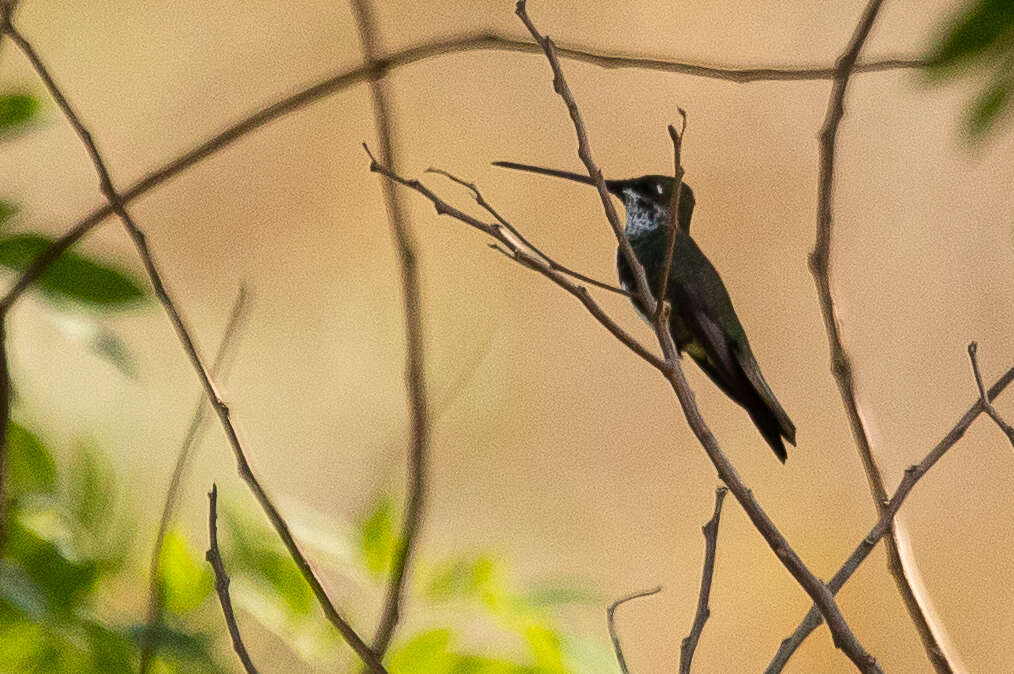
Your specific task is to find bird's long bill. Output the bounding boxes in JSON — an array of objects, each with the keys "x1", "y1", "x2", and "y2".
[{"x1": 492, "y1": 161, "x2": 622, "y2": 195}]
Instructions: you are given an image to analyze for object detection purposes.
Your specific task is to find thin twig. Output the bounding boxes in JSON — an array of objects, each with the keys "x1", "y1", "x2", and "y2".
[
  {"x1": 767, "y1": 362, "x2": 1014, "y2": 672},
  {"x1": 1, "y1": 15, "x2": 386, "y2": 671},
  {"x1": 680, "y1": 487, "x2": 728, "y2": 674},
  {"x1": 425, "y1": 168, "x2": 630, "y2": 297},
  {"x1": 206, "y1": 485, "x2": 259, "y2": 674},
  {"x1": 653, "y1": 114, "x2": 687, "y2": 328},
  {"x1": 806, "y1": 0, "x2": 957, "y2": 670},
  {"x1": 607, "y1": 586, "x2": 663, "y2": 674},
  {"x1": 140, "y1": 287, "x2": 250, "y2": 672},
  {"x1": 512, "y1": 3, "x2": 878, "y2": 671},
  {"x1": 350, "y1": 0, "x2": 431, "y2": 660},
  {"x1": 364, "y1": 146, "x2": 665, "y2": 372},
  {"x1": 968, "y1": 342, "x2": 1014, "y2": 448},
  {"x1": 0, "y1": 32, "x2": 923, "y2": 313}
]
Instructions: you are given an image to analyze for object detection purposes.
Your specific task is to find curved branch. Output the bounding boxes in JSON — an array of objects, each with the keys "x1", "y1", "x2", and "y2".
[
  {"x1": 608, "y1": 586, "x2": 663, "y2": 674},
  {"x1": 767, "y1": 361, "x2": 1014, "y2": 672},
  {"x1": 807, "y1": 0, "x2": 957, "y2": 670},
  {"x1": 349, "y1": 0, "x2": 431, "y2": 660},
  {"x1": 0, "y1": 13, "x2": 386, "y2": 671}
]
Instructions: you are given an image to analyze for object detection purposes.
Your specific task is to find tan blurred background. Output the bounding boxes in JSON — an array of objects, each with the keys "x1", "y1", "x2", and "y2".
[{"x1": 2, "y1": 0, "x2": 1014, "y2": 671}]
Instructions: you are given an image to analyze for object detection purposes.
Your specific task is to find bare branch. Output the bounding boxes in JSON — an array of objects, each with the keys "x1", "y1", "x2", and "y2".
[
  {"x1": 806, "y1": 0, "x2": 957, "y2": 670},
  {"x1": 425, "y1": 168, "x2": 630, "y2": 297},
  {"x1": 0, "y1": 32, "x2": 922, "y2": 312},
  {"x1": 968, "y1": 343, "x2": 1014, "y2": 448},
  {"x1": 767, "y1": 361, "x2": 1014, "y2": 672},
  {"x1": 653, "y1": 113, "x2": 687, "y2": 327},
  {"x1": 206, "y1": 485, "x2": 259, "y2": 674},
  {"x1": 140, "y1": 287, "x2": 250, "y2": 672},
  {"x1": 364, "y1": 146, "x2": 666, "y2": 372},
  {"x1": 680, "y1": 487, "x2": 728, "y2": 674},
  {"x1": 1, "y1": 15, "x2": 386, "y2": 671},
  {"x1": 608, "y1": 586, "x2": 663, "y2": 674},
  {"x1": 350, "y1": 0, "x2": 431, "y2": 660},
  {"x1": 513, "y1": 3, "x2": 878, "y2": 670}
]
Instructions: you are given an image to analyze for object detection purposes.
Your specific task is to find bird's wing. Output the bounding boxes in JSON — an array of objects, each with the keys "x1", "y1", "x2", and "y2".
[{"x1": 670, "y1": 236, "x2": 796, "y2": 444}]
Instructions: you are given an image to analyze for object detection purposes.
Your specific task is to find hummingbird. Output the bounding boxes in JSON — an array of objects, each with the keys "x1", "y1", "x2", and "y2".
[{"x1": 493, "y1": 161, "x2": 796, "y2": 461}]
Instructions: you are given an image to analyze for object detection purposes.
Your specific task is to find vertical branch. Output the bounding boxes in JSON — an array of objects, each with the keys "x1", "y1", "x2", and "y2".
[
  {"x1": 808, "y1": 0, "x2": 957, "y2": 671},
  {"x1": 513, "y1": 2, "x2": 878, "y2": 670},
  {"x1": 349, "y1": 0, "x2": 430, "y2": 659},
  {"x1": 653, "y1": 113, "x2": 687, "y2": 325},
  {"x1": 140, "y1": 287, "x2": 250, "y2": 672},
  {"x1": 679, "y1": 487, "x2": 728, "y2": 674},
  {"x1": 1, "y1": 13, "x2": 386, "y2": 671},
  {"x1": 607, "y1": 586, "x2": 662, "y2": 674},
  {"x1": 206, "y1": 485, "x2": 259, "y2": 674}
]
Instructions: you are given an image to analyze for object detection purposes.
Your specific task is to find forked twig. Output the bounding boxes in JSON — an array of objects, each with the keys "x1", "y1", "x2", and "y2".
[
  {"x1": 680, "y1": 487, "x2": 728, "y2": 674},
  {"x1": 206, "y1": 485, "x2": 259, "y2": 674},
  {"x1": 968, "y1": 342, "x2": 1014, "y2": 448},
  {"x1": 425, "y1": 168, "x2": 630, "y2": 296},
  {"x1": 608, "y1": 586, "x2": 663, "y2": 674},
  {"x1": 767, "y1": 362, "x2": 1014, "y2": 671}
]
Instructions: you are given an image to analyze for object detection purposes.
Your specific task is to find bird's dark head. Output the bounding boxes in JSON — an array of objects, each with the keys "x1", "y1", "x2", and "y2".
[{"x1": 606, "y1": 175, "x2": 695, "y2": 234}]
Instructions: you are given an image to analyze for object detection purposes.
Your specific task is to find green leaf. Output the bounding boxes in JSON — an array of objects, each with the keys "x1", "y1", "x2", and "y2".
[
  {"x1": 523, "y1": 622, "x2": 565, "y2": 672},
  {"x1": 222, "y1": 509, "x2": 314, "y2": 617},
  {"x1": 522, "y1": 584, "x2": 600, "y2": 607},
  {"x1": 66, "y1": 443, "x2": 115, "y2": 533},
  {"x1": 967, "y1": 78, "x2": 1013, "y2": 137},
  {"x1": 0, "y1": 201, "x2": 16, "y2": 227},
  {"x1": 92, "y1": 328, "x2": 138, "y2": 379},
  {"x1": 358, "y1": 496, "x2": 396, "y2": 578},
  {"x1": 6, "y1": 421, "x2": 56, "y2": 496},
  {"x1": 423, "y1": 555, "x2": 498, "y2": 602},
  {"x1": 927, "y1": 0, "x2": 1014, "y2": 70},
  {"x1": 4, "y1": 519, "x2": 100, "y2": 615},
  {"x1": 0, "y1": 94, "x2": 38, "y2": 134},
  {"x1": 388, "y1": 629, "x2": 454, "y2": 673},
  {"x1": 158, "y1": 528, "x2": 213, "y2": 614},
  {"x1": 0, "y1": 234, "x2": 147, "y2": 308}
]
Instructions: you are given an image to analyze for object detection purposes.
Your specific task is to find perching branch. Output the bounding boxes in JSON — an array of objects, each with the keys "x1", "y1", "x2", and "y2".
[
  {"x1": 807, "y1": 0, "x2": 957, "y2": 670},
  {"x1": 425, "y1": 168, "x2": 630, "y2": 297},
  {"x1": 140, "y1": 287, "x2": 251, "y2": 672},
  {"x1": 968, "y1": 342, "x2": 1014, "y2": 448},
  {"x1": 363, "y1": 148, "x2": 666, "y2": 373},
  {"x1": 766, "y1": 359, "x2": 1014, "y2": 672},
  {"x1": 608, "y1": 586, "x2": 663, "y2": 674},
  {"x1": 680, "y1": 487, "x2": 728, "y2": 674},
  {"x1": 512, "y1": 2, "x2": 878, "y2": 670},
  {"x1": 0, "y1": 13, "x2": 386, "y2": 672},
  {"x1": 349, "y1": 0, "x2": 431, "y2": 660},
  {"x1": 206, "y1": 485, "x2": 259, "y2": 674},
  {"x1": 654, "y1": 113, "x2": 687, "y2": 326}
]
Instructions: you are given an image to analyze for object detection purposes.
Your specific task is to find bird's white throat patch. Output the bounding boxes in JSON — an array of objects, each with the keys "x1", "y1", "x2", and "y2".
[{"x1": 622, "y1": 189, "x2": 665, "y2": 239}]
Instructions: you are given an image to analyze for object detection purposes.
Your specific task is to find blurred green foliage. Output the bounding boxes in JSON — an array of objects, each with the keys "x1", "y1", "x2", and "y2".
[
  {"x1": 926, "y1": 0, "x2": 1014, "y2": 138},
  {"x1": 0, "y1": 93, "x2": 38, "y2": 137},
  {"x1": 0, "y1": 85, "x2": 614, "y2": 672}
]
